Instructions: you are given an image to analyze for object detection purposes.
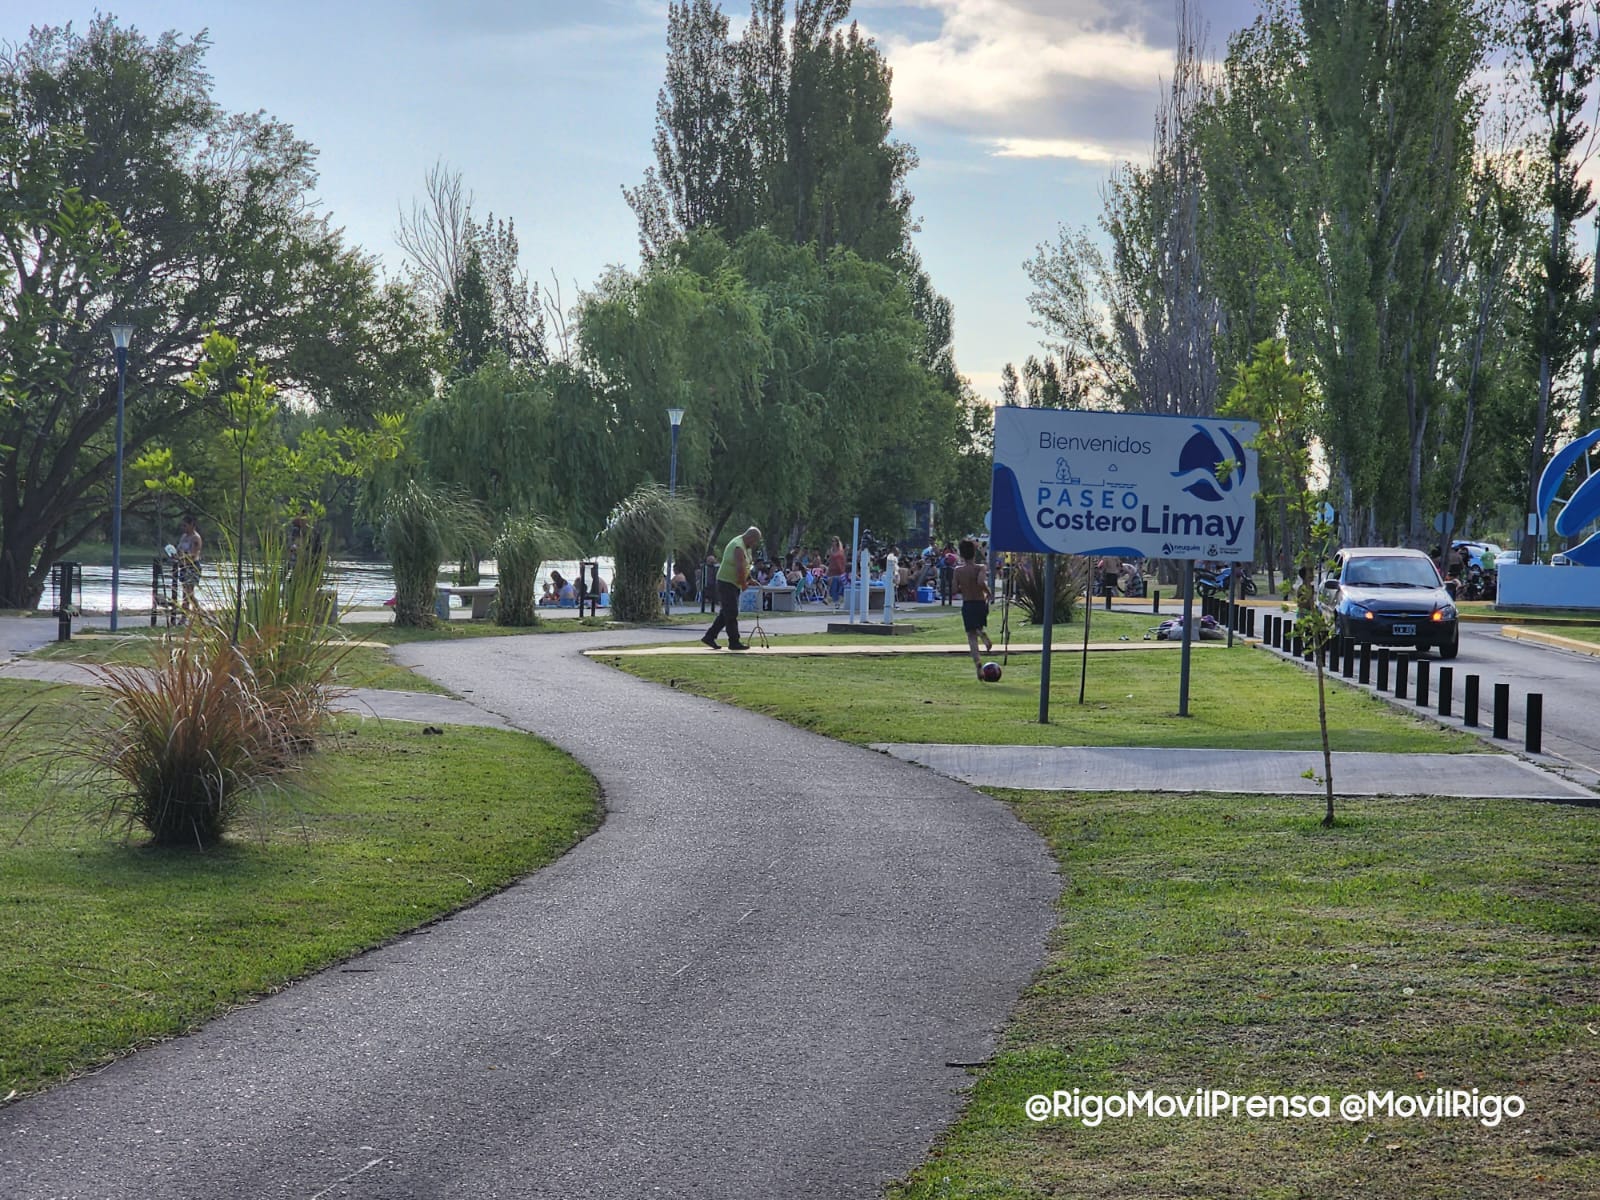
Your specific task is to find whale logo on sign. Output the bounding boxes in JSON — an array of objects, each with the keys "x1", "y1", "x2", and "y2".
[{"x1": 1172, "y1": 424, "x2": 1248, "y2": 503}]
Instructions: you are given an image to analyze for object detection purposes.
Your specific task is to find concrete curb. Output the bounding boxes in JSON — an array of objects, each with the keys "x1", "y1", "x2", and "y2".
[{"x1": 1500, "y1": 625, "x2": 1600, "y2": 657}]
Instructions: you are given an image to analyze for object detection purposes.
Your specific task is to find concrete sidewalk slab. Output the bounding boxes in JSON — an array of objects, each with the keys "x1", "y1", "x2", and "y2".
[{"x1": 874, "y1": 744, "x2": 1597, "y2": 801}]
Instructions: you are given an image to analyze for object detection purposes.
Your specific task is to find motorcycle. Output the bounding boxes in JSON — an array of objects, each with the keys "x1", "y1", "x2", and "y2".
[{"x1": 1196, "y1": 565, "x2": 1257, "y2": 598}]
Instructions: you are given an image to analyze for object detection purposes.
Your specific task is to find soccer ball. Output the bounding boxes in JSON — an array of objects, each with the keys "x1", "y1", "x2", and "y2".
[{"x1": 980, "y1": 661, "x2": 1003, "y2": 682}]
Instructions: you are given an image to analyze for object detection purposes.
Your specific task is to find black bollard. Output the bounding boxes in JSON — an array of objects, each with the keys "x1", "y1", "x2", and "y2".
[
  {"x1": 1341, "y1": 637, "x2": 1354, "y2": 678},
  {"x1": 1415, "y1": 658, "x2": 1429, "y2": 708},
  {"x1": 1377, "y1": 648, "x2": 1391, "y2": 691},
  {"x1": 1464, "y1": 674, "x2": 1480, "y2": 727},
  {"x1": 1247, "y1": 608, "x2": 1256, "y2": 638},
  {"x1": 1438, "y1": 667, "x2": 1453, "y2": 717},
  {"x1": 1292, "y1": 631, "x2": 1303, "y2": 658},
  {"x1": 1105, "y1": 589, "x2": 1112, "y2": 612},
  {"x1": 1395, "y1": 655, "x2": 1409, "y2": 699},
  {"x1": 1153, "y1": 590, "x2": 1161, "y2": 614},
  {"x1": 1493, "y1": 682, "x2": 1510, "y2": 739},
  {"x1": 1526, "y1": 693, "x2": 1543, "y2": 754},
  {"x1": 1359, "y1": 642, "x2": 1371, "y2": 685}
]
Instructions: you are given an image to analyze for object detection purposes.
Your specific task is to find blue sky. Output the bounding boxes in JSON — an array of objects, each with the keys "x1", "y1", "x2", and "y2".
[{"x1": 6, "y1": 0, "x2": 1261, "y2": 399}]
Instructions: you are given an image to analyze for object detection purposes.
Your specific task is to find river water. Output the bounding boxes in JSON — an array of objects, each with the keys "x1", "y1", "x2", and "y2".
[{"x1": 35, "y1": 558, "x2": 616, "y2": 616}]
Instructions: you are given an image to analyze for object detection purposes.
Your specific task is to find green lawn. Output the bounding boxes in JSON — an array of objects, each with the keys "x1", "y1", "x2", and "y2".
[
  {"x1": 601, "y1": 610, "x2": 1476, "y2": 753},
  {"x1": 30, "y1": 630, "x2": 454, "y2": 696},
  {"x1": 888, "y1": 789, "x2": 1600, "y2": 1199},
  {"x1": 0, "y1": 677, "x2": 601, "y2": 1099}
]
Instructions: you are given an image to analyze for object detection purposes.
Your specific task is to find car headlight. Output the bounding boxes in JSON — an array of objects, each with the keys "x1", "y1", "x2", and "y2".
[
  {"x1": 1432, "y1": 604, "x2": 1456, "y2": 622},
  {"x1": 1340, "y1": 599, "x2": 1373, "y2": 619}
]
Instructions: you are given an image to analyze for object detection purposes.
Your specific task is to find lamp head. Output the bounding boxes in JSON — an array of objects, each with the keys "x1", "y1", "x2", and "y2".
[
  {"x1": 667, "y1": 406, "x2": 685, "y2": 428},
  {"x1": 110, "y1": 324, "x2": 134, "y2": 351}
]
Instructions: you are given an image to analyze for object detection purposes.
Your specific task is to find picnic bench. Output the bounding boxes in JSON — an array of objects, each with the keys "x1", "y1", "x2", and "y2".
[{"x1": 435, "y1": 584, "x2": 497, "y2": 620}]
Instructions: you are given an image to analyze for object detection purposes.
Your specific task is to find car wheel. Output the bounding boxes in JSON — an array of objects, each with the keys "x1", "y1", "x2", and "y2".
[{"x1": 1438, "y1": 627, "x2": 1460, "y2": 660}]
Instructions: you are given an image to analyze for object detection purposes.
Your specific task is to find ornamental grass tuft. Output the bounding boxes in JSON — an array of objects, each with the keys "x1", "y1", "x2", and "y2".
[
  {"x1": 1008, "y1": 553, "x2": 1089, "y2": 624},
  {"x1": 90, "y1": 633, "x2": 288, "y2": 848},
  {"x1": 601, "y1": 484, "x2": 703, "y2": 623},
  {"x1": 493, "y1": 515, "x2": 574, "y2": 626}
]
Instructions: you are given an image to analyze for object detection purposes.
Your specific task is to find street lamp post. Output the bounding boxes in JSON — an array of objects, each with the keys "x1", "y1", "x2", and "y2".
[
  {"x1": 666, "y1": 406, "x2": 685, "y2": 615},
  {"x1": 109, "y1": 324, "x2": 134, "y2": 632}
]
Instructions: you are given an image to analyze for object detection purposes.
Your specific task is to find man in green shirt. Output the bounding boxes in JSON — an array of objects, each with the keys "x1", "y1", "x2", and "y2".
[{"x1": 702, "y1": 526, "x2": 762, "y2": 650}]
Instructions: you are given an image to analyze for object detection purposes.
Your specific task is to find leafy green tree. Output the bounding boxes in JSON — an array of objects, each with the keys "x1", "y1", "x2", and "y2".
[
  {"x1": 1225, "y1": 338, "x2": 1338, "y2": 824},
  {"x1": 626, "y1": 0, "x2": 915, "y2": 266},
  {"x1": 1518, "y1": 0, "x2": 1596, "y2": 560},
  {"x1": 492, "y1": 515, "x2": 575, "y2": 626},
  {"x1": 578, "y1": 228, "x2": 950, "y2": 553},
  {"x1": 1222, "y1": 339, "x2": 1318, "y2": 588},
  {"x1": 0, "y1": 18, "x2": 426, "y2": 608},
  {"x1": 397, "y1": 162, "x2": 545, "y2": 377}
]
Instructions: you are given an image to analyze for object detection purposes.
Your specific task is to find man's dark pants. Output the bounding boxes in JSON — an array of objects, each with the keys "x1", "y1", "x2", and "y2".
[{"x1": 706, "y1": 579, "x2": 742, "y2": 645}]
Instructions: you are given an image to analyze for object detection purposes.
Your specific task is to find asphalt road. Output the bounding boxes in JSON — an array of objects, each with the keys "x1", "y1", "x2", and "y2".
[
  {"x1": 1288, "y1": 621, "x2": 1600, "y2": 785},
  {"x1": 0, "y1": 623, "x2": 1059, "y2": 1199},
  {"x1": 1442, "y1": 626, "x2": 1600, "y2": 778}
]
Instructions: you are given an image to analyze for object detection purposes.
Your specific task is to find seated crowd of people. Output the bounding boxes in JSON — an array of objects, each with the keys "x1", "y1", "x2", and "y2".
[{"x1": 725, "y1": 540, "x2": 962, "y2": 604}]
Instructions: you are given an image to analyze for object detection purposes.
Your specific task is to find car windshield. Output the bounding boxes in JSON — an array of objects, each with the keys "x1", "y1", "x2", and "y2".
[{"x1": 1342, "y1": 557, "x2": 1440, "y2": 588}]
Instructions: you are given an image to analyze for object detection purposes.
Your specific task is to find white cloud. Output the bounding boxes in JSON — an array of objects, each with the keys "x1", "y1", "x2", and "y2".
[
  {"x1": 874, "y1": 0, "x2": 1175, "y2": 135},
  {"x1": 987, "y1": 135, "x2": 1145, "y2": 164}
]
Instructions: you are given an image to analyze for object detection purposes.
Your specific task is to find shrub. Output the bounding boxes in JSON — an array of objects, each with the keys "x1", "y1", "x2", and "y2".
[
  {"x1": 91, "y1": 634, "x2": 288, "y2": 848},
  {"x1": 1007, "y1": 554, "x2": 1089, "y2": 624}
]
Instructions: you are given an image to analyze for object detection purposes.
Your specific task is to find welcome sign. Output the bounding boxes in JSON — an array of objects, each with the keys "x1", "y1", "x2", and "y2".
[{"x1": 990, "y1": 408, "x2": 1259, "y2": 561}]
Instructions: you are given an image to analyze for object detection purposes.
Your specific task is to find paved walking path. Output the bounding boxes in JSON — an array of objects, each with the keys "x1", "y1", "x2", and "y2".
[{"x1": 0, "y1": 618, "x2": 1060, "y2": 1200}]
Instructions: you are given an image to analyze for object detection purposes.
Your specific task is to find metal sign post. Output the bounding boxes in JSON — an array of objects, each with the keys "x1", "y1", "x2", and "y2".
[
  {"x1": 1079, "y1": 556, "x2": 1092, "y2": 705},
  {"x1": 1038, "y1": 554, "x2": 1055, "y2": 724},
  {"x1": 1178, "y1": 560, "x2": 1195, "y2": 717}
]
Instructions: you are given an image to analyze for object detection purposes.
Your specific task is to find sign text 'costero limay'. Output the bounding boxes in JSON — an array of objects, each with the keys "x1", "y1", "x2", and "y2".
[{"x1": 990, "y1": 408, "x2": 1259, "y2": 561}]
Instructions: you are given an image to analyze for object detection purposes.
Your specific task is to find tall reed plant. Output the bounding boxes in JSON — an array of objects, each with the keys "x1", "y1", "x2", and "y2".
[
  {"x1": 493, "y1": 515, "x2": 574, "y2": 626},
  {"x1": 208, "y1": 527, "x2": 352, "y2": 749},
  {"x1": 600, "y1": 485, "x2": 704, "y2": 623}
]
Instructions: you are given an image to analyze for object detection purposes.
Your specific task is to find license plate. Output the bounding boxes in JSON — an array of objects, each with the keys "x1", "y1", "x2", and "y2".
[{"x1": 1391, "y1": 623, "x2": 1416, "y2": 637}]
